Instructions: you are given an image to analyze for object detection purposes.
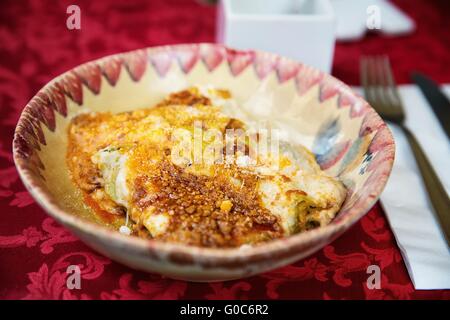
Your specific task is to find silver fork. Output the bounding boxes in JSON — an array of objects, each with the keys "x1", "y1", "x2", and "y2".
[{"x1": 360, "y1": 55, "x2": 450, "y2": 248}]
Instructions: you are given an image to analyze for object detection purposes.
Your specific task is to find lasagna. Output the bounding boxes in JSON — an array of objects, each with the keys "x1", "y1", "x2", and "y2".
[{"x1": 67, "y1": 87, "x2": 346, "y2": 248}]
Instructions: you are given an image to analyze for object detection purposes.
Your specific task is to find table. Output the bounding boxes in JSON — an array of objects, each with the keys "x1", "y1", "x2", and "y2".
[{"x1": 0, "y1": 0, "x2": 449, "y2": 300}]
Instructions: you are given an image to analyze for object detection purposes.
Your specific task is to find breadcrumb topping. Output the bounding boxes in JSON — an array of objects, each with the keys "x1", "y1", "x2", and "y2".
[{"x1": 66, "y1": 87, "x2": 346, "y2": 248}]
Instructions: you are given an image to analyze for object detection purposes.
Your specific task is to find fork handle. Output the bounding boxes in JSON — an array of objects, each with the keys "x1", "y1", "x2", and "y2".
[{"x1": 401, "y1": 125, "x2": 450, "y2": 248}]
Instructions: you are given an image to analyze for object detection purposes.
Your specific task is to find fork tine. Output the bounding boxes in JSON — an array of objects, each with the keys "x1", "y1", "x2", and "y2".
[
  {"x1": 360, "y1": 56, "x2": 379, "y2": 111},
  {"x1": 373, "y1": 56, "x2": 388, "y2": 109},
  {"x1": 366, "y1": 56, "x2": 386, "y2": 113},
  {"x1": 380, "y1": 55, "x2": 403, "y2": 109},
  {"x1": 360, "y1": 57, "x2": 370, "y2": 98}
]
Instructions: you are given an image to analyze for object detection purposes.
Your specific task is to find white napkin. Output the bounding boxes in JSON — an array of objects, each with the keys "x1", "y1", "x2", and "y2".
[
  {"x1": 331, "y1": 0, "x2": 415, "y2": 41},
  {"x1": 375, "y1": 85, "x2": 450, "y2": 290}
]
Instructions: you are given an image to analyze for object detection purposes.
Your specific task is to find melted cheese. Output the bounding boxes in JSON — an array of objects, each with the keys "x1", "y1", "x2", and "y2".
[{"x1": 67, "y1": 86, "x2": 346, "y2": 248}]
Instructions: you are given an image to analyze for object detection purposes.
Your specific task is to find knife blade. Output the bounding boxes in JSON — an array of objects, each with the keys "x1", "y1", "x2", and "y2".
[{"x1": 411, "y1": 72, "x2": 450, "y2": 140}]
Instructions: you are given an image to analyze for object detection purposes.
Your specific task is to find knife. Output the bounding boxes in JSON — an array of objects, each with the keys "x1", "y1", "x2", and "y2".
[{"x1": 411, "y1": 72, "x2": 450, "y2": 140}]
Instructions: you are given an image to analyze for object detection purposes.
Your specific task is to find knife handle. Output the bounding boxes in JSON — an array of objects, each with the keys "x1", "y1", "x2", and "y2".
[{"x1": 402, "y1": 125, "x2": 450, "y2": 248}]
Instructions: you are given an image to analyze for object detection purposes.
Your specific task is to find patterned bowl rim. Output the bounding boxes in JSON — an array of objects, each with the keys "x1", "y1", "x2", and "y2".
[{"x1": 13, "y1": 43, "x2": 395, "y2": 265}]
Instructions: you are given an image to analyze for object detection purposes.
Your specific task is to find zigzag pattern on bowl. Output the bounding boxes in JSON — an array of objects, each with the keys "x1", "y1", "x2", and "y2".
[{"x1": 13, "y1": 43, "x2": 394, "y2": 239}]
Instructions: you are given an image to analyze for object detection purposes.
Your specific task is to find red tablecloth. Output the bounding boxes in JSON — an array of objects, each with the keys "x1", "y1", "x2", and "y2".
[{"x1": 0, "y1": 0, "x2": 449, "y2": 300}]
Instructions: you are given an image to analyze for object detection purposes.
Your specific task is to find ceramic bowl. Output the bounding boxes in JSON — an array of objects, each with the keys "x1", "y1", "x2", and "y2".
[{"x1": 13, "y1": 43, "x2": 395, "y2": 281}]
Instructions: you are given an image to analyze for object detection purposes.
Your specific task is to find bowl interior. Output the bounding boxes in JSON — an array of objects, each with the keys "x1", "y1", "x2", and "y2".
[{"x1": 13, "y1": 43, "x2": 394, "y2": 253}]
